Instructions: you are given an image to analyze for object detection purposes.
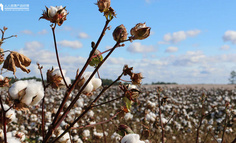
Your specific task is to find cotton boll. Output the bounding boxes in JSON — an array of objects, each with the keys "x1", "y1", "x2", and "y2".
[
  {"x1": 121, "y1": 134, "x2": 145, "y2": 143},
  {"x1": 0, "y1": 75, "x2": 4, "y2": 80},
  {"x1": 30, "y1": 84, "x2": 44, "y2": 106},
  {"x1": 9, "y1": 80, "x2": 28, "y2": 99},
  {"x1": 56, "y1": 129, "x2": 70, "y2": 143},
  {"x1": 83, "y1": 82, "x2": 93, "y2": 93},
  {"x1": 124, "y1": 113, "x2": 133, "y2": 121},
  {"x1": 6, "y1": 137, "x2": 21, "y2": 143},
  {"x1": 82, "y1": 129, "x2": 90, "y2": 137},
  {"x1": 91, "y1": 78, "x2": 102, "y2": 90},
  {"x1": 87, "y1": 110, "x2": 94, "y2": 118},
  {"x1": 21, "y1": 80, "x2": 43, "y2": 105},
  {"x1": 0, "y1": 104, "x2": 16, "y2": 123}
]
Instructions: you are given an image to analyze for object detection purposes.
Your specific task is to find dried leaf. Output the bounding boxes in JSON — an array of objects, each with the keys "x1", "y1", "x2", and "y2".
[
  {"x1": 0, "y1": 77, "x2": 11, "y2": 87},
  {"x1": 3, "y1": 51, "x2": 31, "y2": 75}
]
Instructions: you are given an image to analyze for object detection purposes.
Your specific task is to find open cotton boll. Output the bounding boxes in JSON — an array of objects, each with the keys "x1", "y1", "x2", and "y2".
[
  {"x1": 83, "y1": 82, "x2": 94, "y2": 93},
  {"x1": 82, "y1": 129, "x2": 90, "y2": 138},
  {"x1": 6, "y1": 137, "x2": 21, "y2": 143},
  {"x1": 21, "y1": 80, "x2": 44, "y2": 105},
  {"x1": 9, "y1": 80, "x2": 28, "y2": 99},
  {"x1": 57, "y1": 130, "x2": 70, "y2": 143},
  {"x1": 91, "y1": 78, "x2": 102, "y2": 90},
  {"x1": 121, "y1": 134, "x2": 145, "y2": 143},
  {"x1": 0, "y1": 104, "x2": 16, "y2": 122},
  {"x1": 124, "y1": 113, "x2": 133, "y2": 121},
  {"x1": 0, "y1": 75, "x2": 4, "y2": 80}
]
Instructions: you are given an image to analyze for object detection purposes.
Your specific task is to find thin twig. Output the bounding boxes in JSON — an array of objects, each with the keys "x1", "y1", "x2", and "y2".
[
  {"x1": 157, "y1": 88, "x2": 165, "y2": 143},
  {"x1": 0, "y1": 96, "x2": 7, "y2": 143},
  {"x1": 71, "y1": 110, "x2": 122, "y2": 130},
  {"x1": 37, "y1": 63, "x2": 46, "y2": 139},
  {"x1": 101, "y1": 124, "x2": 107, "y2": 143},
  {"x1": 92, "y1": 96, "x2": 124, "y2": 108},
  {"x1": 51, "y1": 24, "x2": 69, "y2": 88}
]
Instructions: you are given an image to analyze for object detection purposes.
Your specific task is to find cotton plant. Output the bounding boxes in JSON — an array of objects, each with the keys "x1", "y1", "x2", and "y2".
[{"x1": 8, "y1": 80, "x2": 44, "y2": 110}]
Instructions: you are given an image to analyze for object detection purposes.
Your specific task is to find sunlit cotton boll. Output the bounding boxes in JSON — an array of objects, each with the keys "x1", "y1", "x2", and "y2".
[
  {"x1": 121, "y1": 134, "x2": 145, "y2": 143},
  {"x1": 9, "y1": 80, "x2": 44, "y2": 106},
  {"x1": 0, "y1": 104, "x2": 16, "y2": 123},
  {"x1": 0, "y1": 75, "x2": 4, "y2": 80},
  {"x1": 81, "y1": 72, "x2": 102, "y2": 93}
]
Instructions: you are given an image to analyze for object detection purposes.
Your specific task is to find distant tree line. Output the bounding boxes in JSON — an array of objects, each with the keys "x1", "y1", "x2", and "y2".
[
  {"x1": 151, "y1": 81, "x2": 177, "y2": 85},
  {"x1": 8, "y1": 76, "x2": 177, "y2": 86}
]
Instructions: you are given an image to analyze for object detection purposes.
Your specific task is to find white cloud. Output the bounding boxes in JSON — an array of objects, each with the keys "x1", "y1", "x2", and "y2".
[
  {"x1": 58, "y1": 40, "x2": 83, "y2": 49},
  {"x1": 165, "y1": 46, "x2": 178, "y2": 53},
  {"x1": 21, "y1": 30, "x2": 33, "y2": 35},
  {"x1": 24, "y1": 41, "x2": 43, "y2": 50},
  {"x1": 223, "y1": 30, "x2": 236, "y2": 44},
  {"x1": 170, "y1": 51, "x2": 206, "y2": 66},
  {"x1": 38, "y1": 29, "x2": 48, "y2": 35},
  {"x1": 220, "y1": 45, "x2": 230, "y2": 50},
  {"x1": 78, "y1": 32, "x2": 89, "y2": 39},
  {"x1": 127, "y1": 42, "x2": 156, "y2": 53},
  {"x1": 159, "y1": 30, "x2": 201, "y2": 44}
]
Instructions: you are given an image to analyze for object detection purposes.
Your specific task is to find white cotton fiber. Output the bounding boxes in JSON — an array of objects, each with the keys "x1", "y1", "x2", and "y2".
[
  {"x1": 57, "y1": 129, "x2": 70, "y2": 143},
  {"x1": 0, "y1": 104, "x2": 16, "y2": 122},
  {"x1": 9, "y1": 80, "x2": 28, "y2": 99},
  {"x1": 52, "y1": 69, "x2": 66, "y2": 77},
  {"x1": 0, "y1": 75, "x2": 4, "y2": 80},
  {"x1": 124, "y1": 113, "x2": 133, "y2": 121},
  {"x1": 91, "y1": 78, "x2": 102, "y2": 90},
  {"x1": 121, "y1": 134, "x2": 145, "y2": 143},
  {"x1": 21, "y1": 81, "x2": 40, "y2": 105},
  {"x1": 82, "y1": 129, "x2": 90, "y2": 137},
  {"x1": 83, "y1": 82, "x2": 93, "y2": 93},
  {"x1": 81, "y1": 72, "x2": 102, "y2": 93}
]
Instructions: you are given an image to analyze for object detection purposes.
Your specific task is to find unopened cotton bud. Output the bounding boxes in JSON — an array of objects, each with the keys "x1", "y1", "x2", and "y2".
[{"x1": 113, "y1": 24, "x2": 128, "y2": 42}]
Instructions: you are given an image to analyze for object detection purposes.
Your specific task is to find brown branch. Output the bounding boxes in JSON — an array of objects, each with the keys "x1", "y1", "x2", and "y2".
[
  {"x1": 37, "y1": 63, "x2": 46, "y2": 139},
  {"x1": 157, "y1": 88, "x2": 165, "y2": 143},
  {"x1": 92, "y1": 96, "x2": 124, "y2": 108}
]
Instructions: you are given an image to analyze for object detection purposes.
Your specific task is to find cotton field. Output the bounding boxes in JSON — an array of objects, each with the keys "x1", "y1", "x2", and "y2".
[{"x1": 0, "y1": 84, "x2": 235, "y2": 143}]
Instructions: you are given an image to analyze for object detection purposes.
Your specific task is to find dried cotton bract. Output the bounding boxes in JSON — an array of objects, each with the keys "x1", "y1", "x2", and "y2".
[
  {"x1": 9, "y1": 80, "x2": 44, "y2": 110},
  {"x1": 47, "y1": 68, "x2": 71, "y2": 89}
]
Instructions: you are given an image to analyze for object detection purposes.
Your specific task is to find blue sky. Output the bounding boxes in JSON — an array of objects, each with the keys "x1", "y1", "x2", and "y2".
[{"x1": 1, "y1": 0, "x2": 236, "y2": 84}]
